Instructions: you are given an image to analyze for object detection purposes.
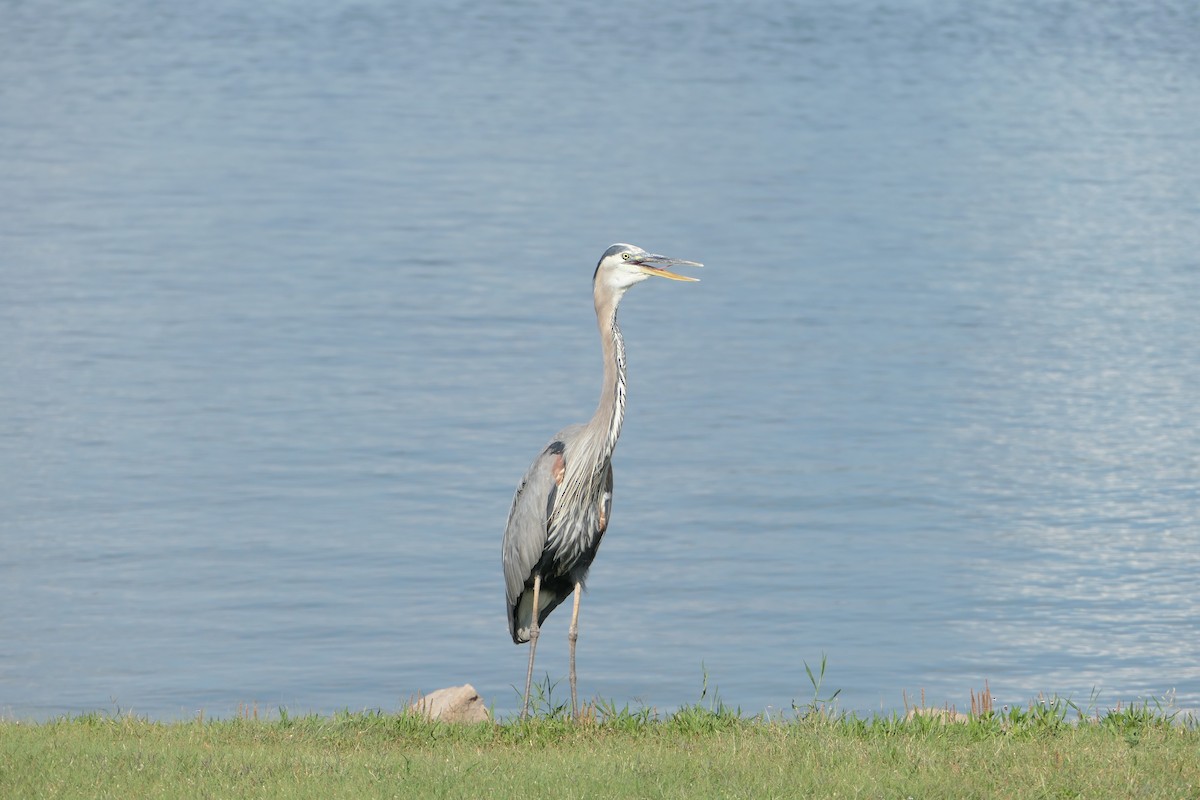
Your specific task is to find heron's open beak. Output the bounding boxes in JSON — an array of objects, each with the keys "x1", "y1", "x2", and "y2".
[{"x1": 633, "y1": 254, "x2": 703, "y2": 282}]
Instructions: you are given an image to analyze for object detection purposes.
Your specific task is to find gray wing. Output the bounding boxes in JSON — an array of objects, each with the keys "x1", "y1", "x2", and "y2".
[{"x1": 501, "y1": 426, "x2": 582, "y2": 618}]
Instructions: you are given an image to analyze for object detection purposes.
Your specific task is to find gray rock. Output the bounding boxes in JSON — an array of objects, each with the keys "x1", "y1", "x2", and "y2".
[{"x1": 411, "y1": 684, "x2": 490, "y2": 723}]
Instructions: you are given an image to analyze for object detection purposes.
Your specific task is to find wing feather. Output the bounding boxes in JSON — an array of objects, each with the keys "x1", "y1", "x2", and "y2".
[{"x1": 501, "y1": 425, "x2": 588, "y2": 642}]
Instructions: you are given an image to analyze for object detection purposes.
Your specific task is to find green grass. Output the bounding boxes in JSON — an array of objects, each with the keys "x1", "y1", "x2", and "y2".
[{"x1": 3, "y1": 683, "x2": 1197, "y2": 799}]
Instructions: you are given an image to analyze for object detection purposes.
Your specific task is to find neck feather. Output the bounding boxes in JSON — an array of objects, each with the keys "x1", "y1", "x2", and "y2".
[
  {"x1": 591, "y1": 290, "x2": 627, "y2": 464},
  {"x1": 546, "y1": 284, "x2": 627, "y2": 533},
  {"x1": 570, "y1": 286, "x2": 627, "y2": 483}
]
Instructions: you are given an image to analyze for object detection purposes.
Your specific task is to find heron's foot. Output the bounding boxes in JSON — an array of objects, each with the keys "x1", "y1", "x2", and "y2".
[
  {"x1": 521, "y1": 626, "x2": 540, "y2": 720},
  {"x1": 568, "y1": 582, "x2": 582, "y2": 720},
  {"x1": 568, "y1": 624, "x2": 579, "y2": 718}
]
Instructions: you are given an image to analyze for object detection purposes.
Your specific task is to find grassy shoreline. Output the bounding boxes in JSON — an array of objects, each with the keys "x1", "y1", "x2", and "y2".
[{"x1": 4, "y1": 694, "x2": 1198, "y2": 799}]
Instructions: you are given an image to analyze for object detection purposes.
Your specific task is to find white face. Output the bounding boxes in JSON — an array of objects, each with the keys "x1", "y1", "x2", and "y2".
[
  {"x1": 594, "y1": 244, "x2": 652, "y2": 292},
  {"x1": 592, "y1": 243, "x2": 700, "y2": 294}
]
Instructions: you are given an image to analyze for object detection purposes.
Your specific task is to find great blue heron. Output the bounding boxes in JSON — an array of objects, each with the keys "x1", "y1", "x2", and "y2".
[{"x1": 501, "y1": 243, "x2": 701, "y2": 718}]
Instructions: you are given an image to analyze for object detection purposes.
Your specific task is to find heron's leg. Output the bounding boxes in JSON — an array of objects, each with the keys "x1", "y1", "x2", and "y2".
[
  {"x1": 521, "y1": 574, "x2": 541, "y2": 720},
  {"x1": 568, "y1": 581, "x2": 582, "y2": 718}
]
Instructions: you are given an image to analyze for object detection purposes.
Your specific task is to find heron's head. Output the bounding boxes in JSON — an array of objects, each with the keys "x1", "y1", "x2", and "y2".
[{"x1": 593, "y1": 243, "x2": 701, "y2": 293}]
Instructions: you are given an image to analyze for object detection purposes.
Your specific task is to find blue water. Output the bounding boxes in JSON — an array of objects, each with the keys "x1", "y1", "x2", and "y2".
[{"x1": 3, "y1": 0, "x2": 1199, "y2": 720}]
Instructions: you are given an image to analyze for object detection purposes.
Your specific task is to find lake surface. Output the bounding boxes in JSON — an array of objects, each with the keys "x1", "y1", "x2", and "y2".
[{"x1": 3, "y1": 0, "x2": 1198, "y2": 720}]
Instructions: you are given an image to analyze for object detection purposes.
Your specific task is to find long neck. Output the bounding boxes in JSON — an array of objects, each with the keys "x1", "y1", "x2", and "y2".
[
  {"x1": 587, "y1": 286, "x2": 627, "y2": 467},
  {"x1": 547, "y1": 283, "x2": 627, "y2": 531}
]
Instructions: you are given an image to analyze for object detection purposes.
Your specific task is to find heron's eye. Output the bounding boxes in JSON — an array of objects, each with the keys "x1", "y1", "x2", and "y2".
[{"x1": 622, "y1": 253, "x2": 631, "y2": 261}]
